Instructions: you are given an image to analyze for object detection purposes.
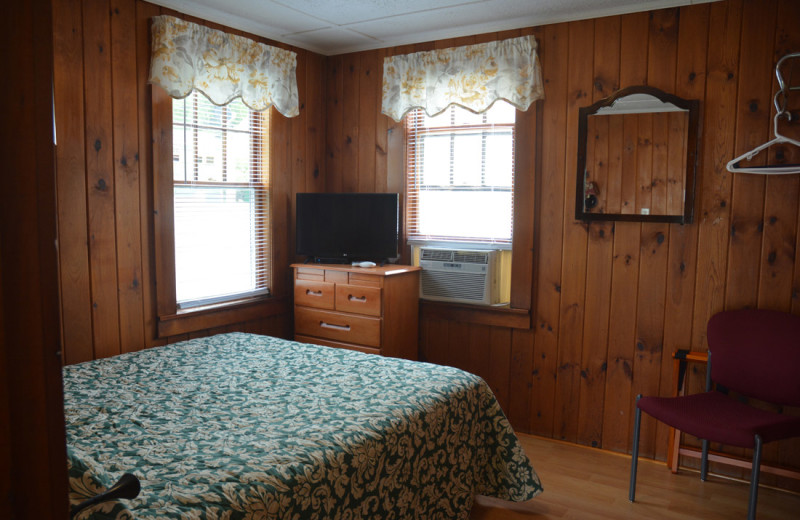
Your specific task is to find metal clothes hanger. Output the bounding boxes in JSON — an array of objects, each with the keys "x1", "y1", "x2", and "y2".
[{"x1": 727, "y1": 52, "x2": 800, "y2": 175}]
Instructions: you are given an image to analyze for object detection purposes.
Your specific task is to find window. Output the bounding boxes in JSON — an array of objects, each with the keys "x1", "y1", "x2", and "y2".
[
  {"x1": 405, "y1": 101, "x2": 516, "y2": 247},
  {"x1": 171, "y1": 91, "x2": 270, "y2": 308}
]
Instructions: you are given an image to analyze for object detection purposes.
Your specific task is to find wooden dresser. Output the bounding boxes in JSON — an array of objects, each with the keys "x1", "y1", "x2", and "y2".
[{"x1": 291, "y1": 263, "x2": 421, "y2": 360}]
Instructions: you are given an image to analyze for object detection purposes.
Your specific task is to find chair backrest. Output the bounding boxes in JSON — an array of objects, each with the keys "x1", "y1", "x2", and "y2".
[{"x1": 707, "y1": 309, "x2": 800, "y2": 406}]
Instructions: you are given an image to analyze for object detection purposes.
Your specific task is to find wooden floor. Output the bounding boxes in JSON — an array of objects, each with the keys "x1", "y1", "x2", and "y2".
[{"x1": 471, "y1": 434, "x2": 800, "y2": 520}]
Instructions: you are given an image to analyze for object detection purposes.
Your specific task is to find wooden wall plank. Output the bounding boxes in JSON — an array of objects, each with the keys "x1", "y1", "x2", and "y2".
[
  {"x1": 111, "y1": 0, "x2": 145, "y2": 354},
  {"x1": 507, "y1": 328, "x2": 534, "y2": 430},
  {"x1": 467, "y1": 323, "x2": 491, "y2": 381},
  {"x1": 305, "y1": 52, "x2": 326, "y2": 194},
  {"x1": 83, "y1": 0, "x2": 122, "y2": 359},
  {"x1": 290, "y1": 50, "x2": 308, "y2": 260},
  {"x1": 553, "y1": 18, "x2": 593, "y2": 443},
  {"x1": 631, "y1": 7, "x2": 678, "y2": 461},
  {"x1": 530, "y1": 21, "x2": 569, "y2": 439},
  {"x1": 488, "y1": 326, "x2": 512, "y2": 412},
  {"x1": 341, "y1": 53, "x2": 360, "y2": 192},
  {"x1": 576, "y1": 16, "x2": 620, "y2": 448},
  {"x1": 724, "y1": 0, "x2": 777, "y2": 310},
  {"x1": 659, "y1": 0, "x2": 708, "y2": 466},
  {"x1": 357, "y1": 51, "x2": 379, "y2": 192},
  {"x1": 447, "y1": 321, "x2": 471, "y2": 372},
  {"x1": 690, "y1": 0, "x2": 741, "y2": 353},
  {"x1": 54, "y1": 0, "x2": 94, "y2": 364},
  {"x1": 758, "y1": 0, "x2": 799, "y2": 312},
  {"x1": 601, "y1": 10, "x2": 648, "y2": 454},
  {"x1": 374, "y1": 48, "x2": 389, "y2": 195},
  {"x1": 325, "y1": 55, "x2": 343, "y2": 192}
]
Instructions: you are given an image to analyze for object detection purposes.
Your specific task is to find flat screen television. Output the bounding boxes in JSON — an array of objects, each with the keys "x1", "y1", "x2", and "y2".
[{"x1": 296, "y1": 192, "x2": 399, "y2": 263}]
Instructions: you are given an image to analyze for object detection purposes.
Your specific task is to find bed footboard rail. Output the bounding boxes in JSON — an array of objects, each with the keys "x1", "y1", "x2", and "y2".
[{"x1": 69, "y1": 473, "x2": 140, "y2": 519}]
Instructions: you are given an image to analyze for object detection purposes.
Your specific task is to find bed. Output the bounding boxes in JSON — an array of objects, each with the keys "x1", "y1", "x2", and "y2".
[{"x1": 64, "y1": 333, "x2": 543, "y2": 519}]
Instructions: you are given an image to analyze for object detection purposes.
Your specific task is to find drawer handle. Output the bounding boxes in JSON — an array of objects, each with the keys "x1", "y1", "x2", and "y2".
[
  {"x1": 320, "y1": 321, "x2": 350, "y2": 332},
  {"x1": 348, "y1": 294, "x2": 367, "y2": 303},
  {"x1": 306, "y1": 289, "x2": 323, "y2": 297}
]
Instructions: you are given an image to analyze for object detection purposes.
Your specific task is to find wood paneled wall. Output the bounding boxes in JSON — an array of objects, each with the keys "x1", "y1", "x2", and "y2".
[
  {"x1": 52, "y1": 0, "x2": 800, "y2": 487},
  {"x1": 324, "y1": 0, "x2": 800, "y2": 485},
  {"x1": 52, "y1": 0, "x2": 326, "y2": 364}
]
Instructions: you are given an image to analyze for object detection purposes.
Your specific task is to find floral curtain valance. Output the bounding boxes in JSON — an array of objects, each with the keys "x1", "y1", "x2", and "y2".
[
  {"x1": 149, "y1": 15, "x2": 299, "y2": 117},
  {"x1": 381, "y1": 35, "x2": 544, "y2": 122}
]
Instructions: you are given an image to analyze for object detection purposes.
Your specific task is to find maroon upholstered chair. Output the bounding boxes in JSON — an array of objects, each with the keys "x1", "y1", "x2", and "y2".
[{"x1": 628, "y1": 309, "x2": 800, "y2": 520}]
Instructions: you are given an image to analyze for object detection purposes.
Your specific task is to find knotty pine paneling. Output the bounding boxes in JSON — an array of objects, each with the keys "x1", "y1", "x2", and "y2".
[
  {"x1": 324, "y1": 0, "x2": 800, "y2": 489},
  {"x1": 53, "y1": 0, "x2": 324, "y2": 363},
  {"x1": 51, "y1": 0, "x2": 800, "y2": 491}
]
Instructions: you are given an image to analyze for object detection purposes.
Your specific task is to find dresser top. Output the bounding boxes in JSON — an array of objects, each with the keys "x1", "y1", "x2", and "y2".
[{"x1": 291, "y1": 263, "x2": 420, "y2": 277}]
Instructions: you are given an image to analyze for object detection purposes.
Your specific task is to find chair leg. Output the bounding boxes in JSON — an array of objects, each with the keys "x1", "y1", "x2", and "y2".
[
  {"x1": 629, "y1": 395, "x2": 643, "y2": 502},
  {"x1": 700, "y1": 439, "x2": 709, "y2": 481},
  {"x1": 747, "y1": 435, "x2": 763, "y2": 520}
]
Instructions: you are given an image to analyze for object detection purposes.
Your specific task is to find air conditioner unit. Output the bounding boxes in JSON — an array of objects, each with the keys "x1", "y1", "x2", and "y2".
[{"x1": 417, "y1": 247, "x2": 503, "y2": 305}]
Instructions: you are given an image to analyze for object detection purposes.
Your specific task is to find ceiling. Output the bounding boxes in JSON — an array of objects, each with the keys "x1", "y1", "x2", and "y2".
[{"x1": 148, "y1": 0, "x2": 718, "y2": 56}]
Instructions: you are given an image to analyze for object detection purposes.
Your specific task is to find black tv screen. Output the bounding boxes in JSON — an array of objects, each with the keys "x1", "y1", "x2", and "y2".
[{"x1": 296, "y1": 193, "x2": 399, "y2": 262}]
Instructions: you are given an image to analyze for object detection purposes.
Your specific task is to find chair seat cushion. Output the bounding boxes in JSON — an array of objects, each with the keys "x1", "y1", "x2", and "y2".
[{"x1": 638, "y1": 392, "x2": 800, "y2": 448}]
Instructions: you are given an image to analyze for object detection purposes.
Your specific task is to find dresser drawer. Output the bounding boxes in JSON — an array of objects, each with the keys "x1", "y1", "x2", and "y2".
[
  {"x1": 294, "y1": 279, "x2": 335, "y2": 309},
  {"x1": 335, "y1": 284, "x2": 382, "y2": 316},
  {"x1": 295, "y1": 308, "x2": 381, "y2": 347}
]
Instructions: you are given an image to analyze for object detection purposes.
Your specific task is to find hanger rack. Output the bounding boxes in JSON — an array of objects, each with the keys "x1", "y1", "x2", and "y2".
[{"x1": 727, "y1": 52, "x2": 800, "y2": 175}]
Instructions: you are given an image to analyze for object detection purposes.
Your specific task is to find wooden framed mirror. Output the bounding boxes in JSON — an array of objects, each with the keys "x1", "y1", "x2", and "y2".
[{"x1": 575, "y1": 85, "x2": 700, "y2": 223}]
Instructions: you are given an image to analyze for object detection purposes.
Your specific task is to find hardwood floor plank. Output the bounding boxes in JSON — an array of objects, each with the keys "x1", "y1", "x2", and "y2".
[{"x1": 472, "y1": 434, "x2": 800, "y2": 520}]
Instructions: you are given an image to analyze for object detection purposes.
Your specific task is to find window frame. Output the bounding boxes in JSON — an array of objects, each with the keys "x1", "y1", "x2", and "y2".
[
  {"x1": 171, "y1": 91, "x2": 271, "y2": 309},
  {"x1": 152, "y1": 86, "x2": 286, "y2": 338},
  {"x1": 395, "y1": 103, "x2": 537, "y2": 326},
  {"x1": 405, "y1": 104, "x2": 516, "y2": 248}
]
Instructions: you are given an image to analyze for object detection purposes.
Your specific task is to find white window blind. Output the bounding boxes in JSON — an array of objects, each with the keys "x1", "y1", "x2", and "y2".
[
  {"x1": 405, "y1": 102, "x2": 516, "y2": 246},
  {"x1": 172, "y1": 91, "x2": 270, "y2": 308}
]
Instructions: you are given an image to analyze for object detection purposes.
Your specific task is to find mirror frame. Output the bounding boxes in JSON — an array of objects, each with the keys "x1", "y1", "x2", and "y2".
[{"x1": 575, "y1": 85, "x2": 701, "y2": 224}]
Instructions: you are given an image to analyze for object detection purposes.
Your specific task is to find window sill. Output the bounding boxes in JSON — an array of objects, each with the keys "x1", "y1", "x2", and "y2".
[
  {"x1": 158, "y1": 295, "x2": 289, "y2": 338},
  {"x1": 419, "y1": 300, "x2": 530, "y2": 329}
]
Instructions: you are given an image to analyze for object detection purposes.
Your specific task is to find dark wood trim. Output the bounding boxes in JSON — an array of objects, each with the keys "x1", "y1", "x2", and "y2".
[
  {"x1": 420, "y1": 300, "x2": 531, "y2": 329},
  {"x1": 1, "y1": 0, "x2": 68, "y2": 515},
  {"x1": 151, "y1": 83, "x2": 177, "y2": 318},
  {"x1": 158, "y1": 297, "x2": 290, "y2": 337},
  {"x1": 575, "y1": 85, "x2": 701, "y2": 224}
]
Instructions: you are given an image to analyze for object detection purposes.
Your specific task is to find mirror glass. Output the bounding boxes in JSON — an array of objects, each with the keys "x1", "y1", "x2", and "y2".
[{"x1": 576, "y1": 86, "x2": 700, "y2": 223}]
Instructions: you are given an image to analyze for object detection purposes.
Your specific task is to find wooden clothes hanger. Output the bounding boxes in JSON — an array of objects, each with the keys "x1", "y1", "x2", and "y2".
[{"x1": 727, "y1": 52, "x2": 800, "y2": 175}]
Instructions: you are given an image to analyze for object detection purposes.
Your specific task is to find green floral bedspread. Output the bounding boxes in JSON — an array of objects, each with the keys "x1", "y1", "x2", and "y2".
[{"x1": 63, "y1": 333, "x2": 542, "y2": 519}]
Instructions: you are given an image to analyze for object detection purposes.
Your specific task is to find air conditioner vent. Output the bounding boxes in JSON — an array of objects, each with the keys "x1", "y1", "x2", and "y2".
[
  {"x1": 452, "y1": 252, "x2": 489, "y2": 264},
  {"x1": 421, "y1": 249, "x2": 453, "y2": 262},
  {"x1": 416, "y1": 247, "x2": 502, "y2": 305},
  {"x1": 421, "y1": 271, "x2": 486, "y2": 301}
]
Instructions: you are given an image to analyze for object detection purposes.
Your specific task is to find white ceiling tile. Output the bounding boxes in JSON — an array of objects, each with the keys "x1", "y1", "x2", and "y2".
[
  {"x1": 163, "y1": 0, "x2": 331, "y2": 34},
  {"x1": 145, "y1": 0, "x2": 721, "y2": 56},
  {"x1": 282, "y1": 27, "x2": 381, "y2": 55},
  {"x1": 272, "y1": 0, "x2": 478, "y2": 26}
]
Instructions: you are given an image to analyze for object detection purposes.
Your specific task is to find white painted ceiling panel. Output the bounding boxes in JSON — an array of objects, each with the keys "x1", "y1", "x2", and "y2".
[
  {"x1": 284, "y1": 27, "x2": 381, "y2": 54},
  {"x1": 146, "y1": 0, "x2": 720, "y2": 55},
  {"x1": 272, "y1": 0, "x2": 473, "y2": 26}
]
